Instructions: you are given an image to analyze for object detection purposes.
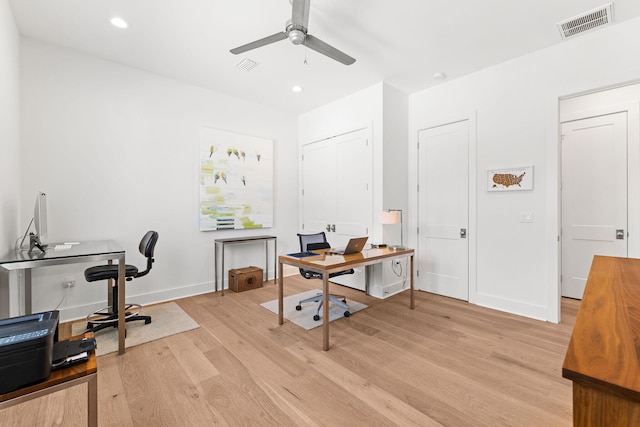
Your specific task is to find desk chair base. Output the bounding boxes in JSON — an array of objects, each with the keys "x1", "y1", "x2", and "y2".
[
  {"x1": 296, "y1": 293, "x2": 350, "y2": 321},
  {"x1": 85, "y1": 304, "x2": 151, "y2": 334}
]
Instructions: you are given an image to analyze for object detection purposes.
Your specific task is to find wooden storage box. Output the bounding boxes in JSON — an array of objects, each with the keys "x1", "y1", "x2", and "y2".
[{"x1": 228, "y1": 266, "x2": 263, "y2": 292}]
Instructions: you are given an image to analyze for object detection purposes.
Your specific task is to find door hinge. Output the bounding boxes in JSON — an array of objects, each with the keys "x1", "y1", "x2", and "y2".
[
  {"x1": 560, "y1": 134, "x2": 566, "y2": 142},
  {"x1": 417, "y1": 226, "x2": 419, "y2": 235},
  {"x1": 301, "y1": 189, "x2": 304, "y2": 196},
  {"x1": 417, "y1": 270, "x2": 419, "y2": 277}
]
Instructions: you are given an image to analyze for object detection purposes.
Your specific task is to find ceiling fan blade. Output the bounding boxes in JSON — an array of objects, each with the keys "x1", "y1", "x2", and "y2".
[
  {"x1": 291, "y1": 0, "x2": 311, "y2": 29},
  {"x1": 230, "y1": 32, "x2": 288, "y2": 55},
  {"x1": 305, "y1": 34, "x2": 356, "y2": 65}
]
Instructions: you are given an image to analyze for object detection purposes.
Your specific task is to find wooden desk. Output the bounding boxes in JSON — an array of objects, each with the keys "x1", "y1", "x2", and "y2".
[
  {"x1": 214, "y1": 235, "x2": 277, "y2": 296},
  {"x1": 278, "y1": 247, "x2": 414, "y2": 351},
  {"x1": 0, "y1": 333, "x2": 98, "y2": 427},
  {"x1": 562, "y1": 256, "x2": 640, "y2": 426},
  {"x1": 0, "y1": 240, "x2": 127, "y2": 355}
]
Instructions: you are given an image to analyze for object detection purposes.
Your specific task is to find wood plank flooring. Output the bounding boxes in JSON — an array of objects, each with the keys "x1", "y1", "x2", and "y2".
[{"x1": 0, "y1": 276, "x2": 579, "y2": 426}]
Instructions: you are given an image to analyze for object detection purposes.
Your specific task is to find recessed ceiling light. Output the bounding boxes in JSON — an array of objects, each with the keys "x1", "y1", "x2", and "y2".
[
  {"x1": 110, "y1": 17, "x2": 128, "y2": 29},
  {"x1": 292, "y1": 85, "x2": 303, "y2": 93},
  {"x1": 433, "y1": 72, "x2": 446, "y2": 80}
]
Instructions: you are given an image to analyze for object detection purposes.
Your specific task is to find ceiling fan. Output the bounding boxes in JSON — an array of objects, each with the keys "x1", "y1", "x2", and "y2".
[{"x1": 229, "y1": 0, "x2": 356, "y2": 66}]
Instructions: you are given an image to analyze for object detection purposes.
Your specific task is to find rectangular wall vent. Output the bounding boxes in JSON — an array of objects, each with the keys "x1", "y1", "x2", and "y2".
[
  {"x1": 557, "y1": 3, "x2": 614, "y2": 40},
  {"x1": 235, "y1": 58, "x2": 259, "y2": 72}
]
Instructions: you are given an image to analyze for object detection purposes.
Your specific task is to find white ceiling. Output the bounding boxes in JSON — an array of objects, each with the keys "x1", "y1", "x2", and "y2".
[{"x1": 9, "y1": 0, "x2": 640, "y2": 114}]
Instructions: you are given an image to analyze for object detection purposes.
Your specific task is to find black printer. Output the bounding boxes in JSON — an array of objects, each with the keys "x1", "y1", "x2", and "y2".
[{"x1": 0, "y1": 310, "x2": 59, "y2": 394}]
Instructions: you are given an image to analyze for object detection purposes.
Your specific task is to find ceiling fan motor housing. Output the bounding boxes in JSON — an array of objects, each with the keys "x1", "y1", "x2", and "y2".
[{"x1": 288, "y1": 29, "x2": 306, "y2": 44}]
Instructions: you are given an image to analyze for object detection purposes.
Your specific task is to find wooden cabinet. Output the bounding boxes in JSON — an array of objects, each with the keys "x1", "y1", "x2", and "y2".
[{"x1": 563, "y1": 256, "x2": 640, "y2": 426}]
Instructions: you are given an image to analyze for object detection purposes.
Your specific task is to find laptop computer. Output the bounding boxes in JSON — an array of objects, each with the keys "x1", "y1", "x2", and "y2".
[{"x1": 326, "y1": 237, "x2": 368, "y2": 255}]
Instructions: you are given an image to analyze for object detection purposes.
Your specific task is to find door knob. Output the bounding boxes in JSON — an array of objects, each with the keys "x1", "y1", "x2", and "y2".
[
  {"x1": 326, "y1": 224, "x2": 331, "y2": 232},
  {"x1": 331, "y1": 224, "x2": 336, "y2": 232},
  {"x1": 460, "y1": 228, "x2": 467, "y2": 239},
  {"x1": 616, "y1": 229, "x2": 625, "y2": 240}
]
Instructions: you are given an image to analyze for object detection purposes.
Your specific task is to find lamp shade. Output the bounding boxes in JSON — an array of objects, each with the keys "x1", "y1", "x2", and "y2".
[{"x1": 379, "y1": 210, "x2": 400, "y2": 225}]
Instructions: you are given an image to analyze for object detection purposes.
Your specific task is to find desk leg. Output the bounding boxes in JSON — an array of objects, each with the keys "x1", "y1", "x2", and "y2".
[
  {"x1": 24, "y1": 269, "x2": 32, "y2": 315},
  {"x1": 323, "y1": 275, "x2": 329, "y2": 351},
  {"x1": 278, "y1": 261, "x2": 284, "y2": 325},
  {"x1": 273, "y1": 239, "x2": 277, "y2": 284},
  {"x1": 221, "y1": 245, "x2": 225, "y2": 297},
  {"x1": 87, "y1": 374, "x2": 98, "y2": 427},
  {"x1": 117, "y1": 257, "x2": 126, "y2": 355},
  {"x1": 214, "y1": 243, "x2": 218, "y2": 293},
  {"x1": 265, "y1": 241, "x2": 269, "y2": 286},
  {"x1": 410, "y1": 254, "x2": 415, "y2": 310}
]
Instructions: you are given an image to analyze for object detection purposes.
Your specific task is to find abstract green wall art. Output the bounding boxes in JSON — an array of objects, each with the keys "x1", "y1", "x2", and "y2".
[{"x1": 199, "y1": 127, "x2": 274, "y2": 231}]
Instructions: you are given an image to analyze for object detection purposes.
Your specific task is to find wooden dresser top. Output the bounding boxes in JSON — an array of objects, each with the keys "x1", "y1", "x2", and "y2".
[{"x1": 563, "y1": 256, "x2": 640, "y2": 400}]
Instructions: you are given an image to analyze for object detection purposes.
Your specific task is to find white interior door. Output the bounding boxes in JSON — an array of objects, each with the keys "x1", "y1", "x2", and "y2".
[
  {"x1": 302, "y1": 141, "x2": 336, "y2": 236},
  {"x1": 561, "y1": 112, "x2": 628, "y2": 299},
  {"x1": 302, "y1": 130, "x2": 371, "y2": 291},
  {"x1": 418, "y1": 120, "x2": 469, "y2": 301},
  {"x1": 333, "y1": 130, "x2": 371, "y2": 247}
]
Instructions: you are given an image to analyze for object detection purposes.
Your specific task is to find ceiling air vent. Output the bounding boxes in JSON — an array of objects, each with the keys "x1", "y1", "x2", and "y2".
[
  {"x1": 557, "y1": 3, "x2": 613, "y2": 39},
  {"x1": 557, "y1": 3, "x2": 614, "y2": 40},
  {"x1": 235, "y1": 58, "x2": 259, "y2": 72}
]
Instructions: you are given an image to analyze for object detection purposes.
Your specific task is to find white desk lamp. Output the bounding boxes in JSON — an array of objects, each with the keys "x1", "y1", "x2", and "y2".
[{"x1": 379, "y1": 209, "x2": 405, "y2": 250}]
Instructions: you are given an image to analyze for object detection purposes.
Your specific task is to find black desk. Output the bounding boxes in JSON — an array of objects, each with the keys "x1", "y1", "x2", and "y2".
[
  {"x1": 0, "y1": 241, "x2": 128, "y2": 355},
  {"x1": 214, "y1": 235, "x2": 277, "y2": 296}
]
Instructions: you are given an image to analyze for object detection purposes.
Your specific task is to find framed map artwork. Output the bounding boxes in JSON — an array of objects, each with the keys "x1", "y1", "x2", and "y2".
[
  {"x1": 487, "y1": 166, "x2": 533, "y2": 192},
  {"x1": 199, "y1": 127, "x2": 273, "y2": 230}
]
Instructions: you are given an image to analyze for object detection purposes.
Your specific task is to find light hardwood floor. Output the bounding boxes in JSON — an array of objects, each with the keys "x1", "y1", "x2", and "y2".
[{"x1": 0, "y1": 276, "x2": 579, "y2": 426}]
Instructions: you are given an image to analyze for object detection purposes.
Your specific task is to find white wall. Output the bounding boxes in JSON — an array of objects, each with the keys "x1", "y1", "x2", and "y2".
[
  {"x1": 409, "y1": 16, "x2": 640, "y2": 322},
  {"x1": 0, "y1": 1, "x2": 21, "y2": 317},
  {"x1": 19, "y1": 39, "x2": 298, "y2": 321}
]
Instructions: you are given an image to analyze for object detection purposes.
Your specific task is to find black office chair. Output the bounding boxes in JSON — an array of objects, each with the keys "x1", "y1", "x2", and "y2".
[
  {"x1": 295, "y1": 232, "x2": 354, "y2": 321},
  {"x1": 83, "y1": 230, "x2": 159, "y2": 334}
]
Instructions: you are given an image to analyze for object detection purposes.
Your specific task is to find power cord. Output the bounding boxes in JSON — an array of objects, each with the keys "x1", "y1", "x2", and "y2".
[
  {"x1": 54, "y1": 285, "x2": 70, "y2": 311},
  {"x1": 391, "y1": 259, "x2": 408, "y2": 289}
]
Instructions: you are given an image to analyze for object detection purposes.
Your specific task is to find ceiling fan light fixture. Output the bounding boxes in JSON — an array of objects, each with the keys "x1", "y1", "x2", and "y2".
[
  {"x1": 292, "y1": 85, "x2": 303, "y2": 93},
  {"x1": 288, "y1": 29, "x2": 306, "y2": 45}
]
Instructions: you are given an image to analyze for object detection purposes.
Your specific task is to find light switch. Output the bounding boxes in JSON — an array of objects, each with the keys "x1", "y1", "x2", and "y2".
[{"x1": 520, "y1": 212, "x2": 533, "y2": 223}]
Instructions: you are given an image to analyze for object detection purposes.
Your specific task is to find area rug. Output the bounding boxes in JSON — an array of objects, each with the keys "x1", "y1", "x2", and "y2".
[
  {"x1": 260, "y1": 289, "x2": 367, "y2": 330},
  {"x1": 71, "y1": 301, "x2": 199, "y2": 356}
]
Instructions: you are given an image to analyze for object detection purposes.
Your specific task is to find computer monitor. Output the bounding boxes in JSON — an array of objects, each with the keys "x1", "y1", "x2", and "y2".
[
  {"x1": 18, "y1": 191, "x2": 48, "y2": 253},
  {"x1": 34, "y1": 191, "x2": 48, "y2": 246}
]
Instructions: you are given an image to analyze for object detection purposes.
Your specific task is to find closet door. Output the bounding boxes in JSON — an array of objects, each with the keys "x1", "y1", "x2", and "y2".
[
  {"x1": 301, "y1": 129, "x2": 372, "y2": 290},
  {"x1": 333, "y1": 130, "x2": 372, "y2": 246},
  {"x1": 302, "y1": 141, "x2": 336, "y2": 235},
  {"x1": 302, "y1": 129, "x2": 371, "y2": 245}
]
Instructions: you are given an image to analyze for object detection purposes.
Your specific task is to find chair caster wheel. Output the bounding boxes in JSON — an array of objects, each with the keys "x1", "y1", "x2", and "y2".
[
  {"x1": 313, "y1": 314, "x2": 320, "y2": 321},
  {"x1": 344, "y1": 311, "x2": 350, "y2": 317},
  {"x1": 145, "y1": 319, "x2": 152, "y2": 324},
  {"x1": 342, "y1": 299, "x2": 346, "y2": 304},
  {"x1": 296, "y1": 305, "x2": 302, "y2": 311}
]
